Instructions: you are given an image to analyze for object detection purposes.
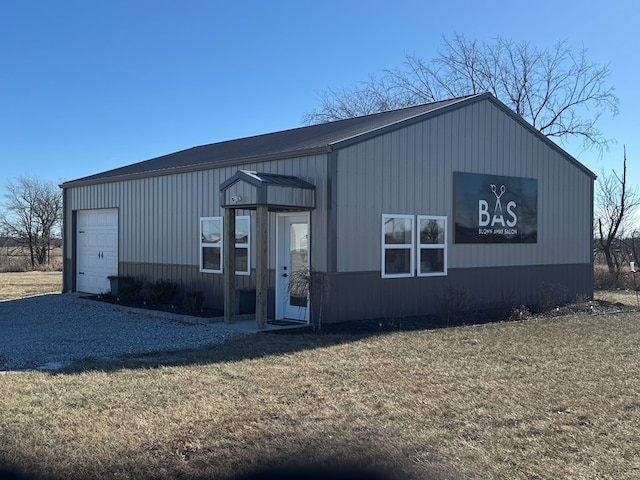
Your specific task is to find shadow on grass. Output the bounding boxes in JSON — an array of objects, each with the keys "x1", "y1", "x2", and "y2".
[{"x1": 51, "y1": 313, "x2": 505, "y2": 376}]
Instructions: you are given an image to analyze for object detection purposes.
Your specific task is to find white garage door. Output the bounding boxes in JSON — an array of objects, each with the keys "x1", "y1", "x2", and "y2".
[{"x1": 77, "y1": 209, "x2": 118, "y2": 294}]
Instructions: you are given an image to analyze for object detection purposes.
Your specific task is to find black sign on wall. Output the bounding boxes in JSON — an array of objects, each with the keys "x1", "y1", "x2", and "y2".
[{"x1": 454, "y1": 172, "x2": 538, "y2": 243}]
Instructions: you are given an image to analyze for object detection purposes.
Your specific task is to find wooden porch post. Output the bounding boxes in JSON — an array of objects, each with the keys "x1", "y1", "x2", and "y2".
[
  {"x1": 255, "y1": 205, "x2": 268, "y2": 329},
  {"x1": 223, "y1": 207, "x2": 236, "y2": 324}
]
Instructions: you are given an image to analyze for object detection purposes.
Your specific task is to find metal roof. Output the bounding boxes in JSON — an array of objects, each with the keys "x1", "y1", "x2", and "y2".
[
  {"x1": 61, "y1": 95, "x2": 477, "y2": 187},
  {"x1": 220, "y1": 170, "x2": 316, "y2": 191},
  {"x1": 60, "y1": 92, "x2": 595, "y2": 187}
]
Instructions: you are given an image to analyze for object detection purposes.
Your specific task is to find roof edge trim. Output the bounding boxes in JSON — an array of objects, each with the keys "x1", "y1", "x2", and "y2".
[
  {"x1": 328, "y1": 94, "x2": 483, "y2": 151},
  {"x1": 482, "y1": 94, "x2": 597, "y2": 180},
  {"x1": 329, "y1": 92, "x2": 596, "y2": 181},
  {"x1": 60, "y1": 146, "x2": 331, "y2": 189}
]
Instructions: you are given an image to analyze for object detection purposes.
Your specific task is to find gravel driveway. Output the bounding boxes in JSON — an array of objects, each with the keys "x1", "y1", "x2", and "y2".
[{"x1": 0, "y1": 293, "x2": 254, "y2": 371}]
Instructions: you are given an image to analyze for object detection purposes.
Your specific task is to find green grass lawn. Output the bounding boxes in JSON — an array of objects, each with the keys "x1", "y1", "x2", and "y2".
[{"x1": 2, "y1": 310, "x2": 639, "y2": 480}]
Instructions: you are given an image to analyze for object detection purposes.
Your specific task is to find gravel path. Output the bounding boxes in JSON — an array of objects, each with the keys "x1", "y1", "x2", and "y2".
[{"x1": 0, "y1": 293, "x2": 254, "y2": 371}]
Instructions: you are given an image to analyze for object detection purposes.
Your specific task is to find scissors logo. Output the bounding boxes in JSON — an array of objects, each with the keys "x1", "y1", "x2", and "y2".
[
  {"x1": 479, "y1": 182, "x2": 518, "y2": 229},
  {"x1": 490, "y1": 184, "x2": 506, "y2": 215}
]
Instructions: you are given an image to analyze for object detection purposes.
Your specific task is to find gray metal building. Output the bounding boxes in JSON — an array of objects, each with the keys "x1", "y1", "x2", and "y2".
[{"x1": 61, "y1": 93, "x2": 595, "y2": 326}]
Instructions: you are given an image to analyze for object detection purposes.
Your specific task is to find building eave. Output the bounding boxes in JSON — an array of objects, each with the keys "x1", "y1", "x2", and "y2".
[{"x1": 60, "y1": 146, "x2": 331, "y2": 189}]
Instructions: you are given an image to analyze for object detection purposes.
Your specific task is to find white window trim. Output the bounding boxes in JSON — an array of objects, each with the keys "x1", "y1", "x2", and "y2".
[
  {"x1": 200, "y1": 216, "x2": 223, "y2": 274},
  {"x1": 417, "y1": 215, "x2": 448, "y2": 277},
  {"x1": 200, "y1": 215, "x2": 250, "y2": 275},
  {"x1": 381, "y1": 214, "x2": 415, "y2": 279}
]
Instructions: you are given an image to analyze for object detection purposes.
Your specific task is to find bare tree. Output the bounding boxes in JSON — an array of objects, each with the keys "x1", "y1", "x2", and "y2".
[
  {"x1": 623, "y1": 229, "x2": 640, "y2": 270},
  {"x1": 0, "y1": 177, "x2": 62, "y2": 269},
  {"x1": 306, "y1": 75, "x2": 412, "y2": 122},
  {"x1": 596, "y1": 147, "x2": 638, "y2": 275},
  {"x1": 304, "y1": 34, "x2": 619, "y2": 150}
]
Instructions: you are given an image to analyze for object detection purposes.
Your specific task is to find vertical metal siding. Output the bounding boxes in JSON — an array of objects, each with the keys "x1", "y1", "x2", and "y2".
[
  {"x1": 336, "y1": 100, "x2": 593, "y2": 272},
  {"x1": 65, "y1": 153, "x2": 328, "y2": 275}
]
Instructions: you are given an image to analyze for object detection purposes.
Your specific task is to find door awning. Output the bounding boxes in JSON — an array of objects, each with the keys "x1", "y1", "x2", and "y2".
[{"x1": 220, "y1": 170, "x2": 315, "y2": 211}]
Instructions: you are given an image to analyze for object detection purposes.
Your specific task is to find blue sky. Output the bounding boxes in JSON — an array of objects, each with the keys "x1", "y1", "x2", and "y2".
[{"x1": 1, "y1": 0, "x2": 638, "y2": 188}]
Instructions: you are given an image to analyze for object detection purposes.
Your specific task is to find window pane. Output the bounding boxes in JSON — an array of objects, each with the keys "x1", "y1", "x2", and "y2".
[
  {"x1": 420, "y1": 248, "x2": 445, "y2": 273},
  {"x1": 420, "y1": 218, "x2": 445, "y2": 244},
  {"x1": 290, "y1": 294, "x2": 308, "y2": 308},
  {"x1": 236, "y1": 217, "x2": 249, "y2": 244},
  {"x1": 202, "y1": 219, "x2": 222, "y2": 244},
  {"x1": 384, "y1": 248, "x2": 411, "y2": 275},
  {"x1": 235, "y1": 247, "x2": 248, "y2": 273},
  {"x1": 385, "y1": 217, "x2": 412, "y2": 244},
  {"x1": 202, "y1": 246, "x2": 221, "y2": 271}
]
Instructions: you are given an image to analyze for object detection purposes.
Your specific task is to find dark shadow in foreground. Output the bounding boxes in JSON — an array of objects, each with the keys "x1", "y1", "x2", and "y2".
[{"x1": 48, "y1": 310, "x2": 500, "y2": 375}]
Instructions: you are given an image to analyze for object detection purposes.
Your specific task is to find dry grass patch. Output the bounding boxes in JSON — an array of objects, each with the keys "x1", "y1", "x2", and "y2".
[
  {"x1": 2, "y1": 313, "x2": 640, "y2": 479},
  {"x1": 595, "y1": 289, "x2": 640, "y2": 308},
  {"x1": 0, "y1": 271, "x2": 62, "y2": 301}
]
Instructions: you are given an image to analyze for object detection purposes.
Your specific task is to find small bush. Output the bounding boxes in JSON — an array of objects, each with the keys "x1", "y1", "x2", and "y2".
[
  {"x1": 538, "y1": 282, "x2": 570, "y2": 312},
  {"x1": 508, "y1": 305, "x2": 532, "y2": 322},
  {"x1": 574, "y1": 293, "x2": 592, "y2": 303},
  {"x1": 142, "y1": 279, "x2": 180, "y2": 305},
  {"x1": 184, "y1": 291, "x2": 205, "y2": 314},
  {"x1": 116, "y1": 277, "x2": 143, "y2": 303},
  {"x1": 436, "y1": 285, "x2": 473, "y2": 325}
]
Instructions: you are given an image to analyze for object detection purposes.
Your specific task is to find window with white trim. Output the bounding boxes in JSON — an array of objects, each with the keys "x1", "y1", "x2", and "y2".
[
  {"x1": 381, "y1": 214, "x2": 414, "y2": 278},
  {"x1": 417, "y1": 215, "x2": 447, "y2": 276},
  {"x1": 200, "y1": 215, "x2": 250, "y2": 275},
  {"x1": 234, "y1": 216, "x2": 250, "y2": 275},
  {"x1": 201, "y1": 217, "x2": 222, "y2": 273}
]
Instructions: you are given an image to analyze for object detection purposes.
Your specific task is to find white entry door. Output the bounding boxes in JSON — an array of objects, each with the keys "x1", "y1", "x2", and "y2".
[
  {"x1": 76, "y1": 209, "x2": 118, "y2": 294},
  {"x1": 276, "y1": 213, "x2": 309, "y2": 322}
]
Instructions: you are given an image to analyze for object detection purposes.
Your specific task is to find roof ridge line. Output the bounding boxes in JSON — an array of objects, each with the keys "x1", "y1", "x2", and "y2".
[{"x1": 328, "y1": 94, "x2": 484, "y2": 148}]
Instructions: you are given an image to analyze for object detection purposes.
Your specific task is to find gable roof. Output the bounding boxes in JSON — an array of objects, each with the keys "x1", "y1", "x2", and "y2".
[
  {"x1": 219, "y1": 170, "x2": 316, "y2": 212},
  {"x1": 220, "y1": 170, "x2": 316, "y2": 191},
  {"x1": 61, "y1": 95, "x2": 476, "y2": 187},
  {"x1": 61, "y1": 93, "x2": 595, "y2": 188}
]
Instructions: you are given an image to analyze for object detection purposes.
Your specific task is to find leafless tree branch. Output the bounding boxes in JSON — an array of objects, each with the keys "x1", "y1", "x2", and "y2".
[
  {"x1": 303, "y1": 34, "x2": 619, "y2": 151},
  {"x1": 595, "y1": 147, "x2": 639, "y2": 277},
  {"x1": 0, "y1": 177, "x2": 62, "y2": 269}
]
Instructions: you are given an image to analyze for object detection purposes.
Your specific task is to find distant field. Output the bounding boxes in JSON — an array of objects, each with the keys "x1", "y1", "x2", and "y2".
[
  {"x1": 0, "y1": 271, "x2": 62, "y2": 301},
  {"x1": 0, "y1": 246, "x2": 62, "y2": 273}
]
